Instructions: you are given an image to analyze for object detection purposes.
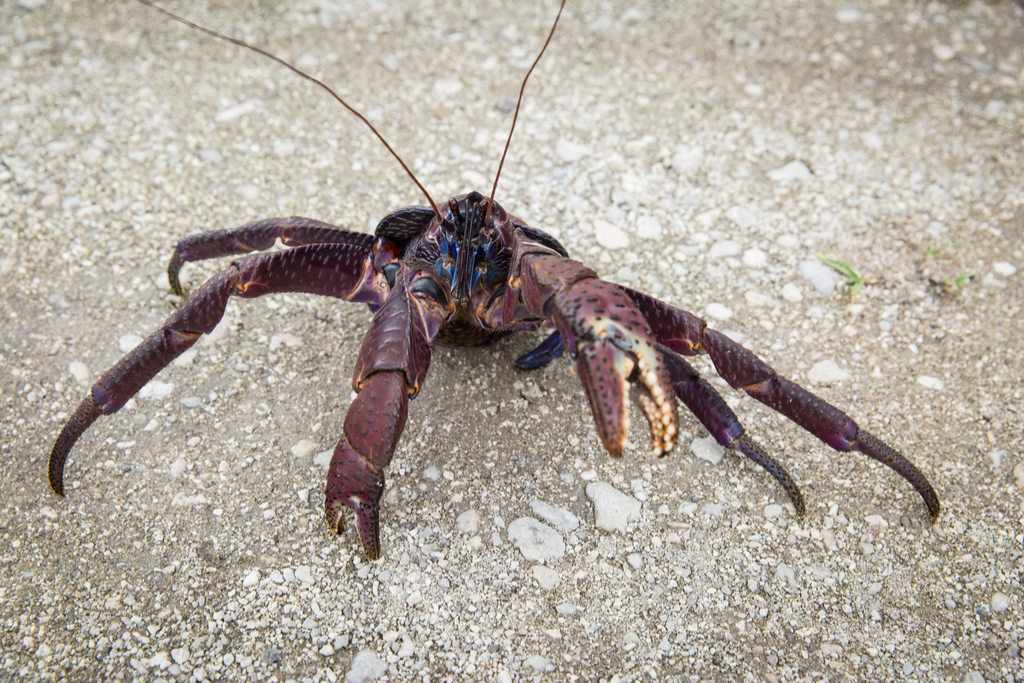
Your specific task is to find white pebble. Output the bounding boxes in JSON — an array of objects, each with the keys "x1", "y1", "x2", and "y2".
[
  {"x1": 1013, "y1": 462, "x2": 1024, "y2": 490},
  {"x1": 707, "y1": 240, "x2": 741, "y2": 259},
  {"x1": 290, "y1": 439, "x2": 318, "y2": 459},
  {"x1": 171, "y1": 647, "x2": 189, "y2": 665},
  {"x1": 68, "y1": 361, "x2": 90, "y2": 386},
  {"x1": 506, "y1": 518, "x2": 565, "y2": 561},
  {"x1": 670, "y1": 146, "x2": 704, "y2": 177},
  {"x1": 529, "y1": 500, "x2": 580, "y2": 532},
  {"x1": 556, "y1": 139, "x2": 589, "y2": 163},
  {"x1": 524, "y1": 655, "x2": 555, "y2": 673},
  {"x1": 635, "y1": 215, "x2": 662, "y2": 240},
  {"x1": 678, "y1": 501, "x2": 698, "y2": 516},
  {"x1": 118, "y1": 334, "x2": 144, "y2": 353},
  {"x1": 295, "y1": 566, "x2": 314, "y2": 585},
  {"x1": 860, "y1": 132, "x2": 884, "y2": 150},
  {"x1": 186, "y1": 436, "x2": 201, "y2": 447},
  {"x1": 555, "y1": 603, "x2": 577, "y2": 615},
  {"x1": 702, "y1": 503, "x2": 724, "y2": 517},
  {"x1": 916, "y1": 375, "x2": 945, "y2": 391},
  {"x1": 775, "y1": 563, "x2": 797, "y2": 587},
  {"x1": 594, "y1": 219, "x2": 631, "y2": 250},
  {"x1": 690, "y1": 436, "x2": 724, "y2": 465},
  {"x1": 725, "y1": 205, "x2": 760, "y2": 228},
  {"x1": 169, "y1": 458, "x2": 187, "y2": 479},
  {"x1": 991, "y1": 592, "x2": 1011, "y2": 613},
  {"x1": 626, "y1": 553, "x2": 643, "y2": 570},
  {"x1": 585, "y1": 482, "x2": 642, "y2": 533},
  {"x1": 799, "y1": 260, "x2": 837, "y2": 296},
  {"x1": 704, "y1": 303, "x2": 733, "y2": 321},
  {"x1": 139, "y1": 379, "x2": 174, "y2": 400},
  {"x1": 242, "y1": 570, "x2": 260, "y2": 587},
  {"x1": 933, "y1": 44, "x2": 956, "y2": 62},
  {"x1": 456, "y1": 509, "x2": 480, "y2": 534},
  {"x1": 764, "y1": 504, "x2": 784, "y2": 519},
  {"x1": 807, "y1": 360, "x2": 850, "y2": 384},
  {"x1": 423, "y1": 466, "x2": 441, "y2": 481},
  {"x1": 345, "y1": 651, "x2": 387, "y2": 682},
  {"x1": 180, "y1": 396, "x2": 201, "y2": 408},
  {"x1": 865, "y1": 515, "x2": 889, "y2": 532},
  {"x1": 745, "y1": 291, "x2": 773, "y2": 307},
  {"x1": 781, "y1": 283, "x2": 804, "y2": 303},
  {"x1": 39, "y1": 506, "x2": 58, "y2": 521},
  {"x1": 766, "y1": 159, "x2": 812, "y2": 181},
  {"x1": 269, "y1": 333, "x2": 303, "y2": 351},
  {"x1": 530, "y1": 565, "x2": 560, "y2": 590},
  {"x1": 742, "y1": 248, "x2": 768, "y2": 269},
  {"x1": 992, "y1": 261, "x2": 1017, "y2": 277},
  {"x1": 836, "y1": 8, "x2": 861, "y2": 23}
]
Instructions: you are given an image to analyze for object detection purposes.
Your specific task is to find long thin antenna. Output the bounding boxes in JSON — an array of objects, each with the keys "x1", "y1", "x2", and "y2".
[
  {"x1": 485, "y1": 0, "x2": 566, "y2": 228},
  {"x1": 138, "y1": 0, "x2": 442, "y2": 221}
]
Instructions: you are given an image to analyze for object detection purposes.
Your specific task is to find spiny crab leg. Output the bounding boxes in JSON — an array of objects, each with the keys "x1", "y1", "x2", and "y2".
[{"x1": 516, "y1": 253, "x2": 678, "y2": 457}]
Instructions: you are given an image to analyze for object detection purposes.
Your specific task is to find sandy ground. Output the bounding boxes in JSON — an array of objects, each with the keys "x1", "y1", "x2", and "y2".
[{"x1": 2, "y1": 0, "x2": 1023, "y2": 681}]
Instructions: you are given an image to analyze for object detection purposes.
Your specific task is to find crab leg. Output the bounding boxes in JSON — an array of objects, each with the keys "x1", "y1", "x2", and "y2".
[
  {"x1": 325, "y1": 275, "x2": 446, "y2": 560},
  {"x1": 49, "y1": 242, "x2": 384, "y2": 495},
  {"x1": 625, "y1": 288, "x2": 940, "y2": 520},
  {"x1": 514, "y1": 253, "x2": 678, "y2": 457},
  {"x1": 168, "y1": 216, "x2": 376, "y2": 295},
  {"x1": 661, "y1": 347, "x2": 805, "y2": 515}
]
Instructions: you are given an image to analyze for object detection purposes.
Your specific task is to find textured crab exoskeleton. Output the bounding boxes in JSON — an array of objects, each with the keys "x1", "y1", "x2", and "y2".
[{"x1": 48, "y1": 192, "x2": 939, "y2": 561}]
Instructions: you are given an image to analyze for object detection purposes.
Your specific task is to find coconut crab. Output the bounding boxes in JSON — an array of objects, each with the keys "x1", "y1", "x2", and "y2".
[{"x1": 48, "y1": 1, "x2": 940, "y2": 560}]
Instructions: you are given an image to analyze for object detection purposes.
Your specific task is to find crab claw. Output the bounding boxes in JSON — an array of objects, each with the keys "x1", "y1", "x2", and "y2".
[{"x1": 573, "y1": 319, "x2": 678, "y2": 457}]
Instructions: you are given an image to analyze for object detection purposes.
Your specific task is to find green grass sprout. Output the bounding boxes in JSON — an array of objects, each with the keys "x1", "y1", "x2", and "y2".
[{"x1": 820, "y1": 258, "x2": 865, "y2": 302}]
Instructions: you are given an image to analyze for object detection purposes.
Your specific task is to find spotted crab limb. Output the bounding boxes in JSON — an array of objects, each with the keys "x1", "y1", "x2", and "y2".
[
  {"x1": 516, "y1": 253, "x2": 678, "y2": 457},
  {"x1": 168, "y1": 216, "x2": 375, "y2": 296},
  {"x1": 48, "y1": 242, "x2": 378, "y2": 497},
  {"x1": 661, "y1": 346, "x2": 805, "y2": 515},
  {"x1": 624, "y1": 287, "x2": 940, "y2": 520},
  {"x1": 324, "y1": 274, "x2": 446, "y2": 560}
]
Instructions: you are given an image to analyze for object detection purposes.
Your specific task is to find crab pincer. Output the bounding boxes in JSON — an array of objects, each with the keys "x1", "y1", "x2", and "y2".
[{"x1": 518, "y1": 253, "x2": 678, "y2": 457}]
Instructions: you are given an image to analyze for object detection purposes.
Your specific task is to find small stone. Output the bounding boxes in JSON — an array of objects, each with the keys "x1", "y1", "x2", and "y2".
[
  {"x1": 690, "y1": 436, "x2": 725, "y2": 465},
  {"x1": 678, "y1": 501, "x2": 698, "y2": 516},
  {"x1": 396, "y1": 639, "x2": 414, "y2": 658},
  {"x1": 799, "y1": 260, "x2": 837, "y2": 296},
  {"x1": 742, "y1": 248, "x2": 768, "y2": 269},
  {"x1": 269, "y1": 333, "x2": 302, "y2": 351},
  {"x1": 556, "y1": 139, "x2": 589, "y2": 163},
  {"x1": 346, "y1": 650, "x2": 387, "y2": 682},
  {"x1": 865, "y1": 515, "x2": 889, "y2": 532},
  {"x1": 745, "y1": 291, "x2": 773, "y2": 307},
  {"x1": 186, "y1": 436, "x2": 201, "y2": 447},
  {"x1": 766, "y1": 159, "x2": 812, "y2": 181},
  {"x1": 780, "y1": 283, "x2": 804, "y2": 303},
  {"x1": 169, "y1": 458, "x2": 187, "y2": 479},
  {"x1": 702, "y1": 503, "x2": 724, "y2": 517},
  {"x1": 916, "y1": 375, "x2": 945, "y2": 390},
  {"x1": 635, "y1": 215, "x2": 663, "y2": 240},
  {"x1": 530, "y1": 565, "x2": 560, "y2": 589},
  {"x1": 242, "y1": 570, "x2": 260, "y2": 587},
  {"x1": 118, "y1": 334, "x2": 144, "y2": 353},
  {"x1": 764, "y1": 504, "x2": 784, "y2": 519},
  {"x1": 594, "y1": 219, "x2": 631, "y2": 250},
  {"x1": 775, "y1": 564, "x2": 797, "y2": 587},
  {"x1": 822, "y1": 530, "x2": 838, "y2": 551},
  {"x1": 933, "y1": 44, "x2": 956, "y2": 62},
  {"x1": 725, "y1": 205, "x2": 760, "y2": 228},
  {"x1": 586, "y1": 482, "x2": 642, "y2": 533},
  {"x1": 705, "y1": 303, "x2": 733, "y2": 320},
  {"x1": 993, "y1": 261, "x2": 1017, "y2": 277},
  {"x1": 991, "y1": 592, "x2": 1011, "y2": 613},
  {"x1": 524, "y1": 655, "x2": 555, "y2": 673},
  {"x1": 291, "y1": 439, "x2": 318, "y2": 458},
  {"x1": 964, "y1": 672, "x2": 985, "y2": 683},
  {"x1": 836, "y1": 8, "x2": 861, "y2": 23},
  {"x1": 180, "y1": 396, "x2": 202, "y2": 408},
  {"x1": 670, "y1": 146, "x2": 704, "y2": 177},
  {"x1": 423, "y1": 466, "x2": 441, "y2": 481},
  {"x1": 39, "y1": 506, "x2": 58, "y2": 521},
  {"x1": 68, "y1": 361, "x2": 90, "y2": 386},
  {"x1": 507, "y1": 518, "x2": 565, "y2": 561},
  {"x1": 626, "y1": 553, "x2": 643, "y2": 570},
  {"x1": 807, "y1": 360, "x2": 850, "y2": 384},
  {"x1": 868, "y1": 582, "x2": 883, "y2": 596},
  {"x1": 555, "y1": 603, "x2": 577, "y2": 616},
  {"x1": 171, "y1": 647, "x2": 189, "y2": 665},
  {"x1": 708, "y1": 240, "x2": 742, "y2": 259},
  {"x1": 529, "y1": 500, "x2": 580, "y2": 532},
  {"x1": 456, "y1": 509, "x2": 480, "y2": 533},
  {"x1": 407, "y1": 590, "x2": 423, "y2": 606},
  {"x1": 860, "y1": 132, "x2": 884, "y2": 150},
  {"x1": 139, "y1": 379, "x2": 174, "y2": 400},
  {"x1": 295, "y1": 566, "x2": 314, "y2": 585},
  {"x1": 269, "y1": 570, "x2": 283, "y2": 584},
  {"x1": 1013, "y1": 462, "x2": 1024, "y2": 490}
]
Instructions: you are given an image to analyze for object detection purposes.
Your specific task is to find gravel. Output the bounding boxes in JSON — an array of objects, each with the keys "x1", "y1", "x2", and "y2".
[{"x1": 2, "y1": 0, "x2": 1023, "y2": 681}]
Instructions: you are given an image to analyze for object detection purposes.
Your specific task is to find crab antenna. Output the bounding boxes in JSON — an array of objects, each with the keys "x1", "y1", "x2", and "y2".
[
  {"x1": 138, "y1": 0, "x2": 443, "y2": 221},
  {"x1": 485, "y1": 0, "x2": 566, "y2": 228}
]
